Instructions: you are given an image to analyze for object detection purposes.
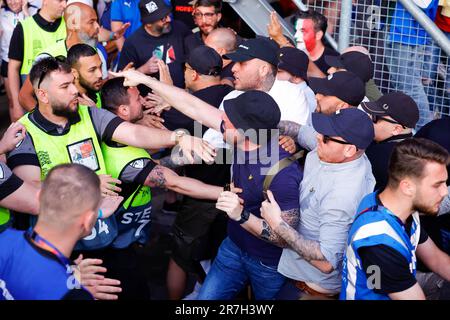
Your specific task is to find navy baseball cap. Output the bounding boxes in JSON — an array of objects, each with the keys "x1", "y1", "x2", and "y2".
[
  {"x1": 223, "y1": 37, "x2": 279, "y2": 66},
  {"x1": 312, "y1": 108, "x2": 374, "y2": 149},
  {"x1": 277, "y1": 47, "x2": 308, "y2": 80},
  {"x1": 325, "y1": 51, "x2": 374, "y2": 83},
  {"x1": 361, "y1": 92, "x2": 419, "y2": 128},
  {"x1": 309, "y1": 71, "x2": 366, "y2": 106},
  {"x1": 223, "y1": 90, "x2": 281, "y2": 132},
  {"x1": 187, "y1": 45, "x2": 223, "y2": 76},
  {"x1": 139, "y1": 0, "x2": 172, "y2": 24}
]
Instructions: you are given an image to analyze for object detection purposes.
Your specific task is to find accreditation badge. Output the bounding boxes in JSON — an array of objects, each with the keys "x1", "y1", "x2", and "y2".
[{"x1": 66, "y1": 138, "x2": 100, "y2": 171}]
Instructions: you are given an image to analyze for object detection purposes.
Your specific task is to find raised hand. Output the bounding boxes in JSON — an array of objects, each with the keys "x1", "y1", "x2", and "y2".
[
  {"x1": 0, "y1": 121, "x2": 26, "y2": 154},
  {"x1": 260, "y1": 190, "x2": 283, "y2": 229},
  {"x1": 98, "y1": 174, "x2": 122, "y2": 197}
]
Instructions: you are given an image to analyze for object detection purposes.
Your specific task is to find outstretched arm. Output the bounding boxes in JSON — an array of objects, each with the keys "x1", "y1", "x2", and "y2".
[
  {"x1": 144, "y1": 165, "x2": 238, "y2": 201},
  {"x1": 110, "y1": 70, "x2": 223, "y2": 131}
]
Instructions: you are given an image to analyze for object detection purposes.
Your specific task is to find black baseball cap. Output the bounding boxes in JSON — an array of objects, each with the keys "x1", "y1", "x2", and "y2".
[
  {"x1": 223, "y1": 90, "x2": 281, "y2": 132},
  {"x1": 361, "y1": 92, "x2": 419, "y2": 128},
  {"x1": 312, "y1": 108, "x2": 374, "y2": 149},
  {"x1": 139, "y1": 0, "x2": 172, "y2": 24},
  {"x1": 187, "y1": 45, "x2": 223, "y2": 76},
  {"x1": 223, "y1": 37, "x2": 279, "y2": 66},
  {"x1": 277, "y1": 47, "x2": 309, "y2": 80},
  {"x1": 325, "y1": 51, "x2": 374, "y2": 83},
  {"x1": 309, "y1": 71, "x2": 366, "y2": 106}
]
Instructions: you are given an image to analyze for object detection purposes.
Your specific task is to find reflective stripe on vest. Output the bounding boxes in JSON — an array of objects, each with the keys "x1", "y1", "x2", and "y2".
[
  {"x1": 20, "y1": 17, "x2": 66, "y2": 75},
  {"x1": 101, "y1": 142, "x2": 152, "y2": 248}
]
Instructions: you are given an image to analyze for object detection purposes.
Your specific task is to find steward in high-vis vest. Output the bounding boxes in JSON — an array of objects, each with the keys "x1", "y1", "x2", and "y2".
[
  {"x1": 19, "y1": 16, "x2": 66, "y2": 77},
  {"x1": 340, "y1": 138, "x2": 450, "y2": 300},
  {"x1": 8, "y1": 1, "x2": 67, "y2": 121},
  {"x1": 100, "y1": 77, "x2": 231, "y2": 249},
  {"x1": 7, "y1": 57, "x2": 216, "y2": 250}
]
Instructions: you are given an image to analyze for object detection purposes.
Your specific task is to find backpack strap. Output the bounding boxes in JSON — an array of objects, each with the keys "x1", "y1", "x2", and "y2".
[{"x1": 263, "y1": 150, "x2": 304, "y2": 193}]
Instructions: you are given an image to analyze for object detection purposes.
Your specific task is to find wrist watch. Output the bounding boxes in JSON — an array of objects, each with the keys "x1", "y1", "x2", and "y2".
[
  {"x1": 237, "y1": 210, "x2": 250, "y2": 225},
  {"x1": 174, "y1": 130, "x2": 186, "y2": 145}
]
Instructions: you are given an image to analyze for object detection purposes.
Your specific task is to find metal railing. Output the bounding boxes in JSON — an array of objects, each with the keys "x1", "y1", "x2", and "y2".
[{"x1": 297, "y1": 0, "x2": 450, "y2": 128}]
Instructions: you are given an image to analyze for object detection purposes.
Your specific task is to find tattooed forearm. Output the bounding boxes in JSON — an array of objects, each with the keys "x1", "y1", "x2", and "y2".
[
  {"x1": 260, "y1": 208, "x2": 300, "y2": 248},
  {"x1": 148, "y1": 165, "x2": 167, "y2": 188},
  {"x1": 278, "y1": 121, "x2": 302, "y2": 139},
  {"x1": 275, "y1": 221, "x2": 327, "y2": 262}
]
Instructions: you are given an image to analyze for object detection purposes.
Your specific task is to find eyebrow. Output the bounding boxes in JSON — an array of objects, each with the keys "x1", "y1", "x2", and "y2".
[{"x1": 59, "y1": 81, "x2": 72, "y2": 87}]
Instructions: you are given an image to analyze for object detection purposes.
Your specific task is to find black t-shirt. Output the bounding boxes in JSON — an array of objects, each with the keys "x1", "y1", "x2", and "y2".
[
  {"x1": 184, "y1": 31, "x2": 203, "y2": 57},
  {"x1": 0, "y1": 162, "x2": 23, "y2": 202},
  {"x1": 183, "y1": 84, "x2": 233, "y2": 190},
  {"x1": 313, "y1": 46, "x2": 340, "y2": 74},
  {"x1": 8, "y1": 12, "x2": 64, "y2": 62},
  {"x1": 365, "y1": 134, "x2": 413, "y2": 192},
  {"x1": 118, "y1": 20, "x2": 191, "y2": 89},
  {"x1": 358, "y1": 196, "x2": 429, "y2": 295}
]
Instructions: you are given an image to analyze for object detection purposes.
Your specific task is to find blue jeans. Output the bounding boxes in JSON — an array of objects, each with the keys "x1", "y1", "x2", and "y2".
[
  {"x1": 385, "y1": 41, "x2": 434, "y2": 130},
  {"x1": 197, "y1": 237, "x2": 286, "y2": 300}
]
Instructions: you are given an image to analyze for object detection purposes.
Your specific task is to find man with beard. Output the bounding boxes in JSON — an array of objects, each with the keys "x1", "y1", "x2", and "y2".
[
  {"x1": 118, "y1": 0, "x2": 190, "y2": 90},
  {"x1": 67, "y1": 44, "x2": 103, "y2": 108},
  {"x1": 8, "y1": 0, "x2": 68, "y2": 121},
  {"x1": 184, "y1": 0, "x2": 222, "y2": 56},
  {"x1": 18, "y1": 2, "x2": 125, "y2": 111},
  {"x1": 118, "y1": 0, "x2": 190, "y2": 131},
  {"x1": 6, "y1": 57, "x2": 215, "y2": 253},
  {"x1": 341, "y1": 138, "x2": 450, "y2": 300}
]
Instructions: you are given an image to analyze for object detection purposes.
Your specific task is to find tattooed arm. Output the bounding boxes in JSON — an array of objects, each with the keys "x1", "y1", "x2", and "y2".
[
  {"x1": 216, "y1": 191, "x2": 299, "y2": 248},
  {"x1": 278, "y1": 120, "x2": 302, "y2": 139},
  {"x1": 144, "y1": 165, "x2": 226, "y2": 200},
  {"x1": 261, "y1": 190, "x2": 333, "y2": 273},
  {"x1": 278, "y1": 121, "x2": 318, "y2": 151}
]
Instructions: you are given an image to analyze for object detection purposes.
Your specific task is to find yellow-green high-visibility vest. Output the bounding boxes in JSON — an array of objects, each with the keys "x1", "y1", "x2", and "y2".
[
  {"x1": 20, "y1": 16, "x2": 66, "y2": 75},
  {"x1": 101, "y1": 142, "x2": 152, "y2": 248}
]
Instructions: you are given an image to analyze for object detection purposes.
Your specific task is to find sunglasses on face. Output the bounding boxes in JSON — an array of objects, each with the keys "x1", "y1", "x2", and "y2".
[
  {"x1": 371, "y1": 114, "x2": 406, "y2": 128},
  {"x1": 322, "y1": 135, "x2": 352, "y2": 145},
  {"x1": 37, "y1": 55, "x2": 67, "y2": 89}
]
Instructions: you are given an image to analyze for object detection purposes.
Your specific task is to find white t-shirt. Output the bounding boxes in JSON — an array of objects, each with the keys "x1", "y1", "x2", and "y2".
[{"x1": 270, "y1": 79, "x2": 311, "y2": 125}]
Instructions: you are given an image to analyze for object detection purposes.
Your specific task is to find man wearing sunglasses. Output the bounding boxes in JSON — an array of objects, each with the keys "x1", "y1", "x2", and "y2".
[
  {"x1": 362, "y1": 92, "x2": 419, "y2": 191},
  {"x1": 261, "y1": 108, "x2": 375, "y2": 299}
]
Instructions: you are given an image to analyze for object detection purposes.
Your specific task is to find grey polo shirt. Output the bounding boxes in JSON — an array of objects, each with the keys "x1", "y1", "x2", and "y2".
[{"x1": 277, "y1": 149, "x2": 375, "y2": 292}]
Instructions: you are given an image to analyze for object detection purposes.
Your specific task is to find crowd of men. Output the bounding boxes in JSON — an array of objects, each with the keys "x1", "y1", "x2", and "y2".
[{"x1": 0, "y1": 0, "x2": 449, "y2": 301}]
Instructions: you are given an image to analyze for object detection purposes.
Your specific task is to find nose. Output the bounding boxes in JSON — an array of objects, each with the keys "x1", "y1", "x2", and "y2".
[{"x1": 441, "y1": 184, "x2": 449, "y2": 198}]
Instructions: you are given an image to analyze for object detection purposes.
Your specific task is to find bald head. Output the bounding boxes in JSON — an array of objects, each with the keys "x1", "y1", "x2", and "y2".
[
  {"x1": 205, "y1": 28, "x2": 237, "y2": 55},
  {"x1": 64, "y1": 2, "x2": 97, "y2": 31}
]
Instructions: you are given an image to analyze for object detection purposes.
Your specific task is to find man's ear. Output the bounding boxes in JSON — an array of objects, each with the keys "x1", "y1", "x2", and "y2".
[
  {"x1": 71, "y1": 68, "x2": 79, "y2": 81},
  {"x1": 35, "y1": 88, "x2": 49, "y2": 104},
  {"x1": 81, "y1": 209, "x2": 97, "y2": 237},
  {"x1": 316, "y1": 30, "x2": 324, "y2": 42},
  {"x1": 400, "y1": 178, "x2": 416, "y2": 198},
  {"x1": 192, "y1": 70, "x2": 200, "y2": 81},
  {"x1": 216, "y1": 13, "x2": 222, "y2": 23},
  {"x1": 117, "y1": 104, "x2": 129, "y2": 118},
  {"x1": 392, "y1": 124, "x2": 404, "y2": 136}
]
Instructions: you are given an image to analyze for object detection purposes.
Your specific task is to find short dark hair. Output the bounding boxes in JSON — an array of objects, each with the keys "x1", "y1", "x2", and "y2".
[
  {"x1": 67, "y1": 43, "x2": 97, "y2": 67},
  {"x1": 101, "y1": 77, "x2": 130, "y2": 111},
  {"x1": 29, "y1": 56, "x2": 72, "y2": 89},
  {"x1": 296, "y1": 9, "x2": 328, "y2": 35},
  {"x1": 388, "y1": 138, "x2": 450, "y2": 188},
  {"x1": 194, "y1": 0, "x2": 222, "y2": 12},
  {"x1": 39, "y1": 164, "x2": 101, "y2": 227}
]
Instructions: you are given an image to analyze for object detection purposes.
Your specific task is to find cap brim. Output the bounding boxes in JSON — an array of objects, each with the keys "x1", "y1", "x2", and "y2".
[
  {"x1": 141, "y1": 6, "x2": 172, "y2": 24},
  {"x1": 324, "y1": 55, "x2": 345, "y2": 69},
  {"x1": 360, "y1": 101, "x2": 387, "y2": 115},
  {"x1": 311, "y1": 112, "x2": 339, "y2": 137},
  {"x1": 223, "y1": 51, "x2": 254, "y2": 63},
  {"x1": 308, "y1": 77, "x2": 336, "y2": 96}
]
